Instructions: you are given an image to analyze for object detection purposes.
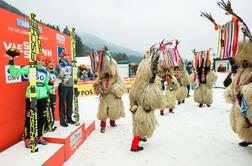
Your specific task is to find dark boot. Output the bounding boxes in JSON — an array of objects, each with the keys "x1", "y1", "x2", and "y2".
[
  {"x1": 131, "y1": 146, "x2": 144, "y2": 152},
  {"x1": 178, "y1": 101, "x2": 181, "y2": 105},
  {"x1": 140, "y1": 137, "x2": 147, "y2": 142},
  {"x1": 199, "y1": 104, "x2": 203, "y2": 107},
  {"x1": 109, "y1": 120, "x2": 117, "y2": 127},
  {"x1": 169, "y1": 108, "x2": 174, "y2": 113},
  {"x1": 239, "y1": 141, "x2": 252, "y2": 147},
  {"x1": 100, "y1": 127, "x2": 105, "y2": 133},
  {"x1": 207, "y1": 104, "x2": 211, "y2": 107},
  {"x1": 130, "y1": 136, "x2": 144, "y2": 152},
  {"x1": 182, "y1": 100, "x2": 185, "y2": 103},
  {"x1": 67, "y1": 119, "x2": 75, "y2": 124},
  {"x1": 160, "y1": 110, "x2": 164, "y2": 116},
  {"x1": 52, "y1": 126, "x2": 57, "y2": 131},
  {"x1": 61, "y1": 122, "x2": 68, "y2": 127},
  {"x1": 100, "y1": 120, "x2": 106, "y2": 133}
]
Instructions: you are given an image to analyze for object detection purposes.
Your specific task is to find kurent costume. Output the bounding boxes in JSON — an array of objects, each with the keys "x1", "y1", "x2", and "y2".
[
  {"x1": 93, "y1": 48, "x2": 127, "y2": 133},
  {"x1": 158, "y1": 73, "x2": 179, "y2": 115},
  {"x1": 174, "y1": 61, "x2": 190, "y2": 105},
  {"x1": 190, "y1": 50, "x2": 217, "y2": 107},
  {"x1": 156, "y1": 40, "x2": 183, "y2": 115},
  {"x1": 224, "y1": 42, "x2": 252, "y2": 147},
  {"x1": 129, "y1": 45, "x2": 163, "y2": 152},
  {"x1": 201, "y1": 0, "x2": 251, "y2": 147}
]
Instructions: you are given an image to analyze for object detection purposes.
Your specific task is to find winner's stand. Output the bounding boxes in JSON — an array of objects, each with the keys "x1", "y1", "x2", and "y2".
[{"x1": 43, "y1": 120, "x2": 95, "y2": 160}]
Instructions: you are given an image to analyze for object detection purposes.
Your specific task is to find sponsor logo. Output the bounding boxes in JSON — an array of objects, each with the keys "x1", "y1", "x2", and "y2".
[
  {"x1": 3, "y1": 41, "x2": 52, "y2": 58},
  {"x1": 5, "y1": 66, "x2": 50, "y2": 84},
  {"x1": 79, "y1": 89, "x2": 94, "y2": 96},
  {"x1": 56, "y1": 33, "x2": 65, "y2": 44},
  {"x1": 17, "y1": 18, "x2": 42, "y2": 33},
  {"x1": 70, "y1": 128, "x2": 82, "y2": 147},
  {"x1": 5, "y1": 65, "x2": 21, "y2": 83}
]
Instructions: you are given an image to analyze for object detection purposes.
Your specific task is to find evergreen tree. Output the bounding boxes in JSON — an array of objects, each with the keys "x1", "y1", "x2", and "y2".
[
  {"x1": 63, "y1": 26, "x2": 70, "y2": 35},
  {"x1": 56, "y1": 25, "x2": 60, "y2": 32},
  {"x1": 0, "y1": 0, "x2": 27, "y2": 17},
  {"x1": 75, "y1": 34, "x2": 85, "y2": 57}
]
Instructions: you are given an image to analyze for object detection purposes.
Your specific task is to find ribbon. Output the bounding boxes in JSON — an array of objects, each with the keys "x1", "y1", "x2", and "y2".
[
  {"x1": 232, "y1": 19, "x2": 239, "y2": 58},
  {"x1": 218, "y1": 21, "x2": 239, "y2": 59}
]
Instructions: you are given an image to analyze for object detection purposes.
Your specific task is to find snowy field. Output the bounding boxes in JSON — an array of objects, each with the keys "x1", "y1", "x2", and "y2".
[{"x1": 65, "y1": 73, "x2": 252, "y2": 166}]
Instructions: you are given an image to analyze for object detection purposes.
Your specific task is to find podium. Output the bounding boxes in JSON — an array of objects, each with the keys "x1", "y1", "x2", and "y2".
[
  {"x1": 43, "y1": 120, "x2": 95, "y2": 160},
  {"x1": 0, "y1": 120, "x2": 95, "y2": 166}
]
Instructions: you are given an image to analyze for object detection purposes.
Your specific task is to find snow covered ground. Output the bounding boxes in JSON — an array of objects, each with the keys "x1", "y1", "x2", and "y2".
[{"x1": 65, "y1": 73, "x2": 252, "y2": 166}]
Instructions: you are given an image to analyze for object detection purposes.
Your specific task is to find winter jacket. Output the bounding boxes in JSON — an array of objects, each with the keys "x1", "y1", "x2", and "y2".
[
  {"x1": 9, "y1": 65, "x2": 52, "y2": 99},
  {"x1": 186, "y1": 65, "x2": 193, "y2": 75},
  {"x1": 55, "y1": 59, "x2": 73, "y2": 87}
]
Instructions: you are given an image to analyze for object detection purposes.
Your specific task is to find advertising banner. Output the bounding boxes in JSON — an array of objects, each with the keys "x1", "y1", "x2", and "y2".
[
  {"x1": 76, "y1": 77, "x2": 135, "y2": 97},
  {"x1": 0, "y1": 8, "x2": 71, "y2": 151}
]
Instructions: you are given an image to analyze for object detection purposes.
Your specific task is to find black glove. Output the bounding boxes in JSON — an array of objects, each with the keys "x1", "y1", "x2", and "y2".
[{"x1": 223, "y1": 72, "x2": 232, "y2": 87}]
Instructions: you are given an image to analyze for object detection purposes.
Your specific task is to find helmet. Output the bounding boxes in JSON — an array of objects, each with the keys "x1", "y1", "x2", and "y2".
[
  {"x1": 60, "y1": 50, "x2": 69, "y2": 58},
  {"x1": 45, "y1": 56, "x2": 54, "y2": 65},
  {"x1": 36, "y1": 53, "x2": 45, "y2": 61}
]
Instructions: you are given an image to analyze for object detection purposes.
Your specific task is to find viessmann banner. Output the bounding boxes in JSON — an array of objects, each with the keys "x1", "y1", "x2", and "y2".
[{"x1": 0, "y1": 8, "x2": 72, "y2": 152}]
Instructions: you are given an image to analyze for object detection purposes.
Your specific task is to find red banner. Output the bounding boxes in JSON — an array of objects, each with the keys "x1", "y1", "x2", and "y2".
[{"x1": 0, "y1": 8, "x2": 71, "y2": 152}]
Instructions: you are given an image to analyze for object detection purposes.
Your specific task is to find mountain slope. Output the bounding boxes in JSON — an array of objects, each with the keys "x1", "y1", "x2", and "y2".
[{"x1": 80, "y1": 32, "x2": 142, "y2": 57}]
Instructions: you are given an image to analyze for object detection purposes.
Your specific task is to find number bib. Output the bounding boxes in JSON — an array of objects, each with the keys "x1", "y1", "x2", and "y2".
[
  {"x1": 61, "y1": 64, "x2": 72, "y2": 77},
  {"x1": 36, "y1": 69, "x2": 47, "y2": 86},
  {"x1": 49, "y1": 71, "x2": 56, "y2": 80}
]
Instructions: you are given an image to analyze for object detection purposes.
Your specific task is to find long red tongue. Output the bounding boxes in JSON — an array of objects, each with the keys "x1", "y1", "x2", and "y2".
[
  {"x1": 105, "y1": 79, "x2": 109, "y2": 88},
  {"x1": 202, "y1": 74, "x2": 205, "y2": 82}
]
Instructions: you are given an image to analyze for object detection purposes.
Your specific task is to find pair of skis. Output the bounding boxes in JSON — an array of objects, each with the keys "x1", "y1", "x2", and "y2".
[
  {"x1": 29, "y1": 13, "x2": 40, "y2": 153},
  {"x1": 45, "y1": 95, "x2": 56, "y2": 132},
  {"x1": 70, "y1": 28, "x2": 80, "y2": 126}
]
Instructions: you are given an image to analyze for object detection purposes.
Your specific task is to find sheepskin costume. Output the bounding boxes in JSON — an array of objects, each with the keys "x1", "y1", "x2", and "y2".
[
  {"x1": 164, "y1": 73, "x2": 180, "y2": 113},
  {"x1": 156, "y1": 70, "x2": 179, "y2": 115},
  {"x1": 93, "y1": 49, "x2": 127, "y2": 133},
  {"x1": 224, "y1": 42, "x2": 252, "y2": 146},
  {"x1": 190, "y1": 51, "x2": 217, "y2": 107},
  {"x1": 174, "y1": 60, "x2": 190, "y2": 104},
  {"x1": 155, "y1": 40, "x2": 182, "y2": 115},
  {"x1": 129, "y1": 49, "x2": 163, "y2": 152}
]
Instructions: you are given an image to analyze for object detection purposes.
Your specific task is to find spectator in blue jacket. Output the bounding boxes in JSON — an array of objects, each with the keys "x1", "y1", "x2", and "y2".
[{"x1": 185, "y1": 62, "x2": 194, "y2": 97}]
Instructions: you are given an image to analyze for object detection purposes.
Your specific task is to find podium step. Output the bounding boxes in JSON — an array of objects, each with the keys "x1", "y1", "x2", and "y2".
[
  {"x1": 0, "y1": 120, "x2": 96, "y2": 165},
  {"x1": 43, "y1": 120, "x2": 95, "y2": 160},
  {"x1": 0, "y1": 142, "x2": 65, "y2": 166}
]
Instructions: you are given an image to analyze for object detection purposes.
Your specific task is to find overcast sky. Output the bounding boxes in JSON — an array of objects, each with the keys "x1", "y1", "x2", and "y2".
[{"x1": 6, "y1": 0, "x2": 252, "y2": 59}]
